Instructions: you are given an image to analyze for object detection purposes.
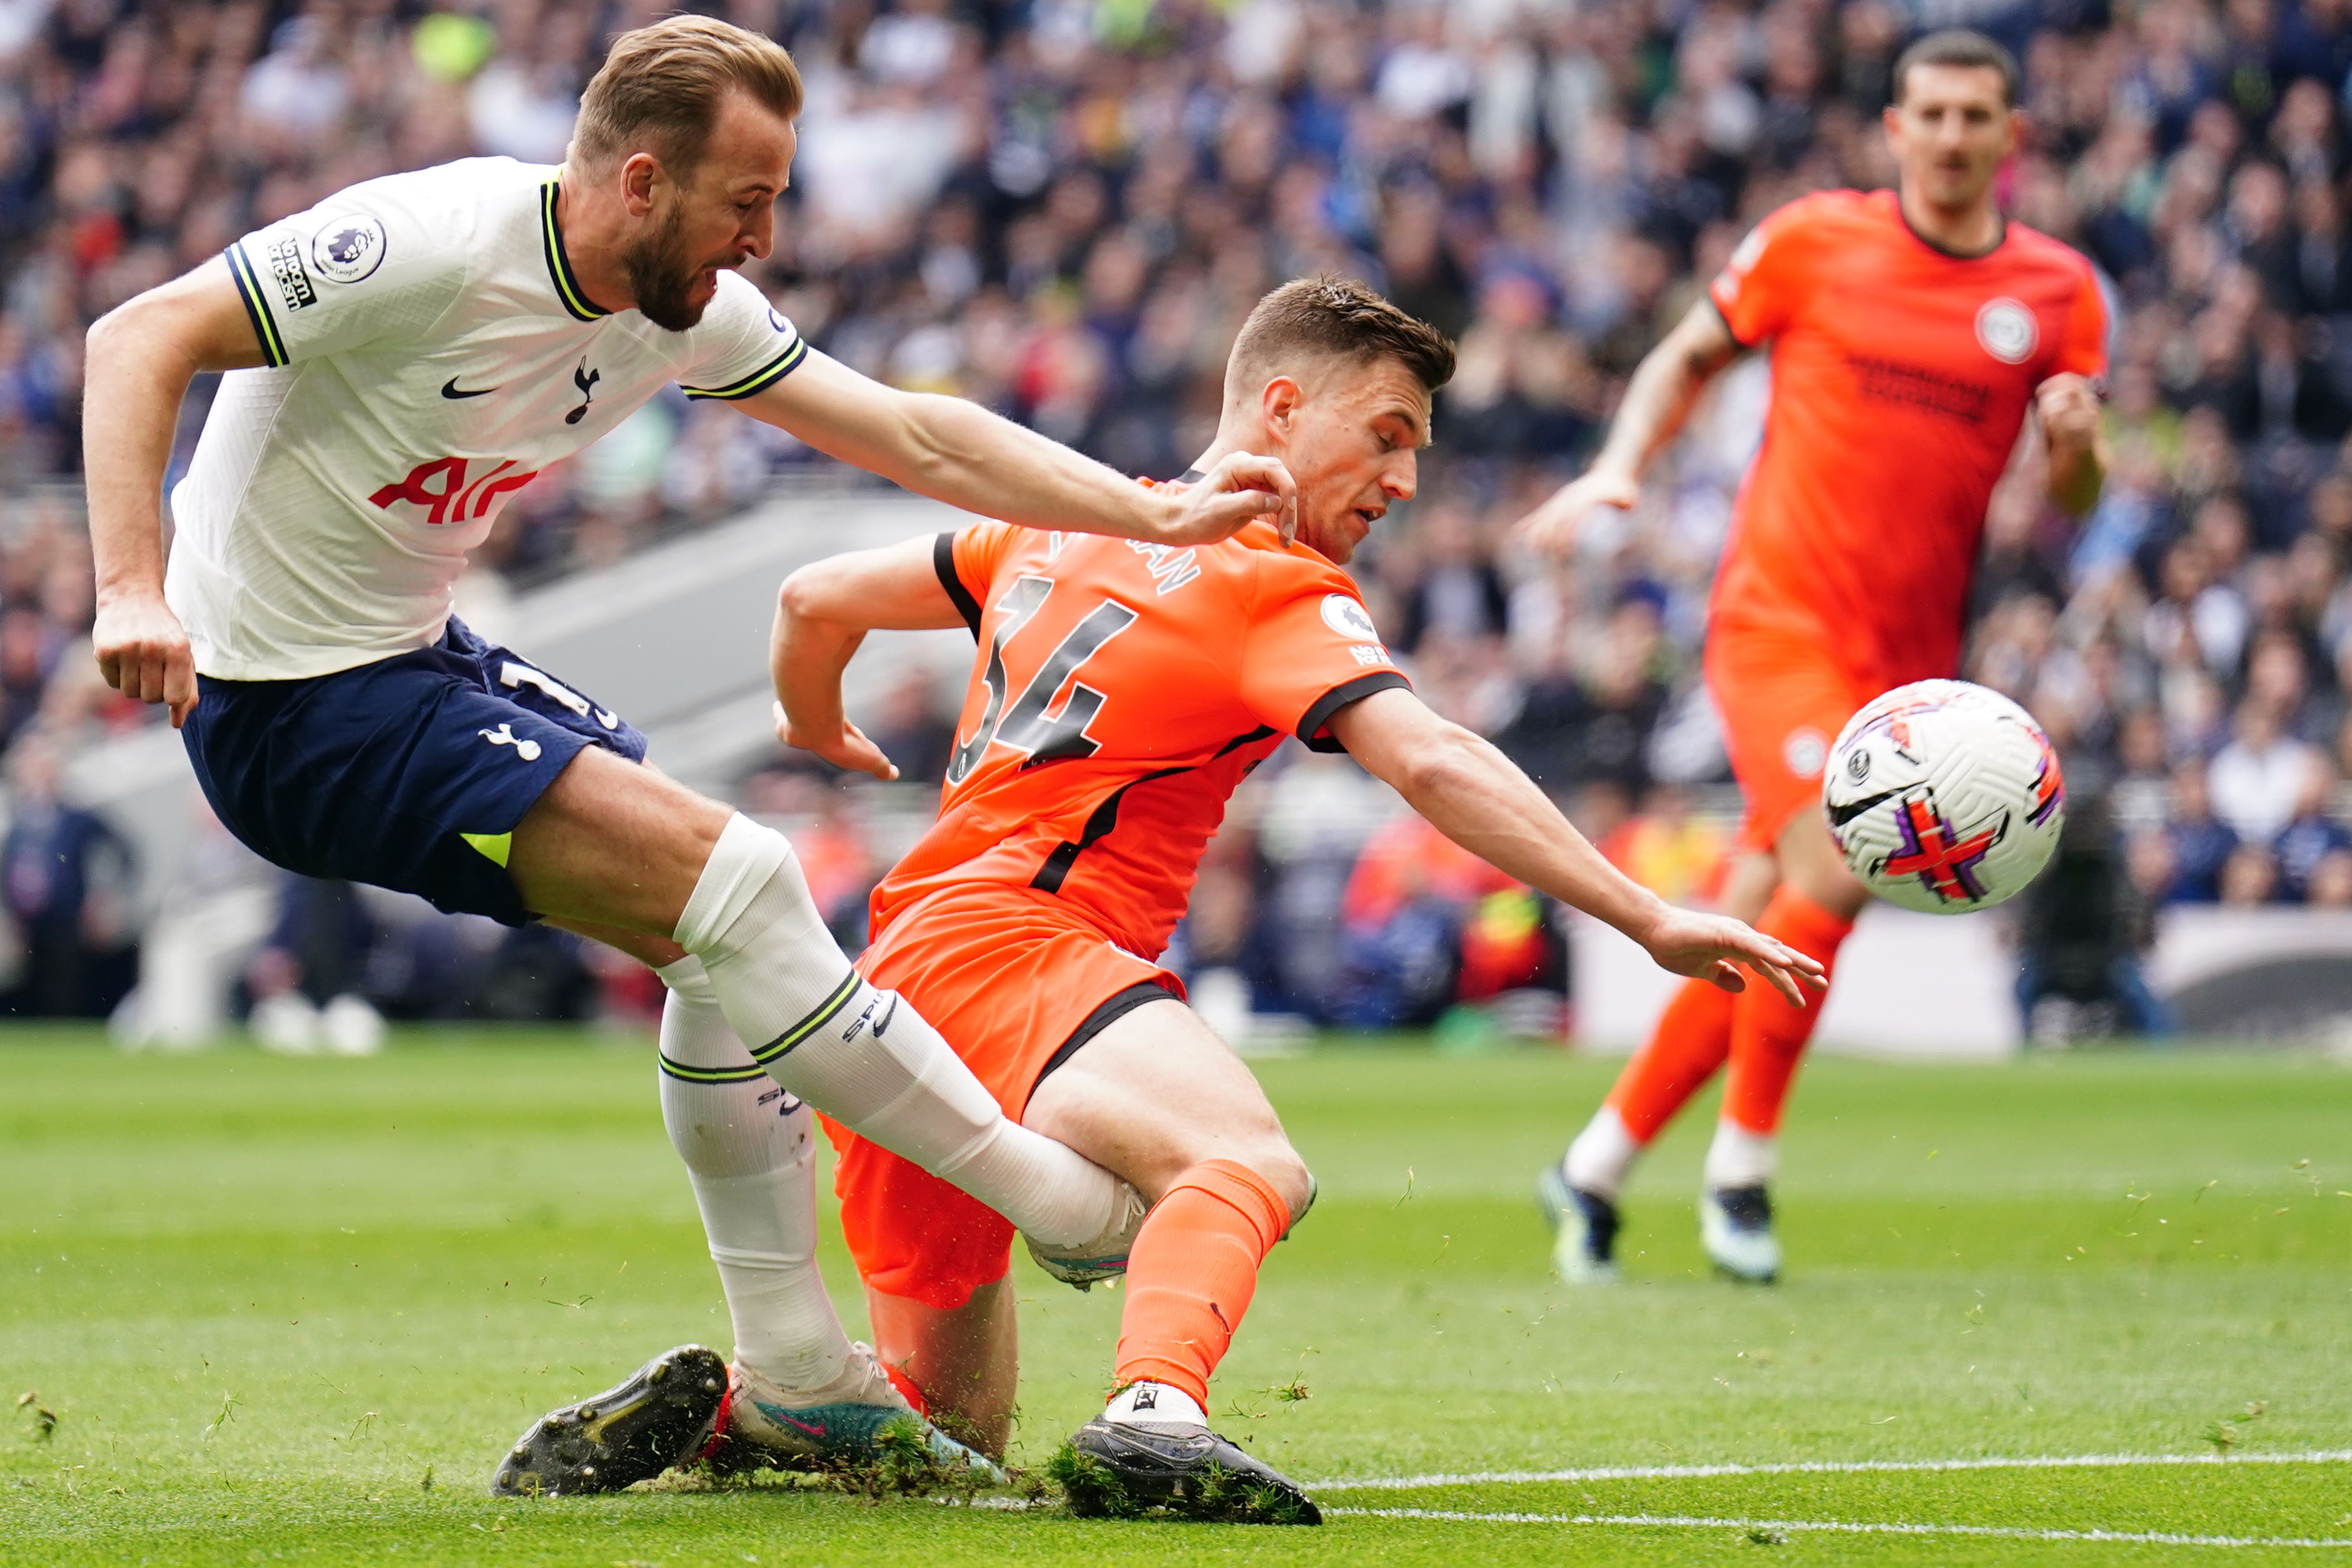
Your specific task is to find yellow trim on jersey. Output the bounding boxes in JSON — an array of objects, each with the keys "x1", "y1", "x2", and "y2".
[
  {"x1": 539, "y1": 181, "x2": 609, "y2": 322},
  {"x1": 681, "y1": 338, "x2": 808, "y2": 400},
  {"x1": 225, "y1": 244, "x2": 288, "y2": 368}
]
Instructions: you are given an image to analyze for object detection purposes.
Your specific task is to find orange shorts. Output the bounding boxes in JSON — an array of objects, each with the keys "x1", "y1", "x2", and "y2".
[
  {"x1": 1706, "y1": 617, "x2": 1905, "y2": 855},
  {"x1": 824, "y1": 883, "x2": 1184, "y2": 1311}
]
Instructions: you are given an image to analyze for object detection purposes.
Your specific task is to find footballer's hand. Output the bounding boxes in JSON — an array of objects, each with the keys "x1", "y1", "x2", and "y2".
[
  {"x1": 1638, "y1": 906, "x2": 1828, "y2": 1007},
  {"x1": 93, "y1": 589, "x2": 197, "y2": 727},
  {"x1": 1159, "y1": 452, "x2": 1299, "y2": 547},
  {"x1": 2035, "y1": 373, "x2": 2102, "y2": 452},
  {"x1": 1513, "y1": 467, "x2": 1640, "y2": 555},
  {"x1": 774, "y1": 700, "x2": 898, "y2": 782}
]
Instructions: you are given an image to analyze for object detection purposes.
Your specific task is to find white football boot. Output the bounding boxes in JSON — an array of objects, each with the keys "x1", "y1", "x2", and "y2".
[
  {"x1": 1700, "y1": 1185, "x2": 1782, "y2": 1283},
  {"x1": 717, "y1": 1345, "x2": 1005, "y2": 1483}
]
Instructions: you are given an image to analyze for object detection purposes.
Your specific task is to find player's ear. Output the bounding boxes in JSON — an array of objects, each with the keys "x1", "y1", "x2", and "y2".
[
  {"x1": 1262, "y1": 375, "x2": 1304, "y2": 437},
  {"x1": 619, "y1": 151, "x2": 663, "y2": 216}
]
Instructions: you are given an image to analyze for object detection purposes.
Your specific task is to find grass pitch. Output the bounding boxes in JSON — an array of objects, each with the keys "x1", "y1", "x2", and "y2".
[{"x1": 3, "y1": 1029, "x2": 2349, "y2": 1564}]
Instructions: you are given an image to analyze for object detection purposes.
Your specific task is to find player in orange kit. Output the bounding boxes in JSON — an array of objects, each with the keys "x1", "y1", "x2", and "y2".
[
  {"x1": 1516, "y1": 30, "x2": 2109, "y2": 1284},
  {"x1": 764, "y1": 278, "x2": 1823, "y2": 1521}
]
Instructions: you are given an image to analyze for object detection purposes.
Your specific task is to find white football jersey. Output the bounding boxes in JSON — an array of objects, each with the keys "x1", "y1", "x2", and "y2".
[{"x1": 168, "y1": 156, "x2": 808, "y2": 680}]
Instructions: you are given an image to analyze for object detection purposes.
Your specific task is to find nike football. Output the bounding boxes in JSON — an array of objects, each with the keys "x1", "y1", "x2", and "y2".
[{"x1": 1822, "y1": 679, "x2": 2066, "y2": 915}]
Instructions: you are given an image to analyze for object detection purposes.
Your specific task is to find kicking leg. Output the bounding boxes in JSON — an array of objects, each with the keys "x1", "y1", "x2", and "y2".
[
  {"x1": 1021, "y1": 998, "x2": 1320, "y2": 1524},
  {"x1": 509, "y1": 750, "x2": 1133, "y2": 1250},
  {"x1": 544, "y1": 917, "x2": 864, "y2": 1389},
  {"x1": 542, "y1": 918, "x2": 863, "y2": 1390},
  {"x1": 516, "y1": 922, "x2": 997, "y2": 1482},
  {"x1": 651, "y1": 955, "x2": 998, "y2": 1478},
  {"x1": 651, "y1": 954, "x2": 858, "y2": 1392}
]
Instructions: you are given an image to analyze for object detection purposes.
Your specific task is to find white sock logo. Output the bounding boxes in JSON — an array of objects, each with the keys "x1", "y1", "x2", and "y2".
[{"x1": 479, "y1": 723, "x2": 542, "y2": 762}]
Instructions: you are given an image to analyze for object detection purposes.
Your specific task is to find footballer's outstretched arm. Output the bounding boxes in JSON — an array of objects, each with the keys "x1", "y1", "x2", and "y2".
[
  {"x1": 84, "y1": 256, "x2": 269, "y2": 727},
  {"x1": 769, "y1": 535, "x2": 962, "y2": 780},
  {"x1": 1327, "y1": 687, "x2": 1825, "y2": 1003},
  {"x1": 741, "y1": 350, "x2": 1297, "y2": 549},
  {"x1": 1513, "y1": 298, "x2": 1740, "y2": 554}
]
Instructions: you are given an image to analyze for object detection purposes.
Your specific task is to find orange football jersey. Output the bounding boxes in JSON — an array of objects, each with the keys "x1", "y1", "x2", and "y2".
[
  {"x1": 869, "y1": 505, "x2": 1410, "y2": 959},
  {"x1": 1706, "y1": 188, "x2": 2108, "y2": 681}
]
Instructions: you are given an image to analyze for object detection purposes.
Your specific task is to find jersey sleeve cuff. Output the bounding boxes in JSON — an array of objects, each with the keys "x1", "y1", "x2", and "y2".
[
  {"x1": 1706, "y1": 288, "x2": 1755, "y2": 350},
  {"x1": 224, "y1": 243, "x2": 288, "y2": 368},
  {"x1": 934, "y1": 532, "x2": 983, "y2": 636},
  {"x1": 1296, "y1": 670, "x2": 1411, "y2": 753},
  {"x1": 681, "y1": 337, "x2": 808, "y2": 400}
]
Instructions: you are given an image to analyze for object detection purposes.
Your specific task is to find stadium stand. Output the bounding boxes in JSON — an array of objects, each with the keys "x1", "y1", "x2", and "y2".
[{"x1": 10, "y1": 0, "x2": 2352, "y2": 1031}]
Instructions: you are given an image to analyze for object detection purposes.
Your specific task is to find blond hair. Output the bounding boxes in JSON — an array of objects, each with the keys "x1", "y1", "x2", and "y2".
[{"x1": 571, "y1": 16, "x2": 803, "y2": 175}]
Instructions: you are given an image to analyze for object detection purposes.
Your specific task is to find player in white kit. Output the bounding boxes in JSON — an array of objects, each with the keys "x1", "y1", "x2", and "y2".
[{"x1": 84, "y1": 17, "x2": 1295, "y2": 1492}]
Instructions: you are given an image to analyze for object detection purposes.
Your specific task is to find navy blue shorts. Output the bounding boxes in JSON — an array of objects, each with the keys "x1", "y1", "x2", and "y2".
[{"x1": 181, "y1": 617, "x2": 648, "y2": 927}]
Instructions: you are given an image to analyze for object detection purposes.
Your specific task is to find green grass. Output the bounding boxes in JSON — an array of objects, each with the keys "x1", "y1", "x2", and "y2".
[{"x1": 4, "y1": 1029, "x2": 2349, "y2": 1564}]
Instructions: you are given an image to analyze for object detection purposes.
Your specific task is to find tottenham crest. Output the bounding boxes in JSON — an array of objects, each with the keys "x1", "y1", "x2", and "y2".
[
  {"x1": 1975, "y1": 298, "x2": 2037, "y2": 365},
  {"x1": 313, "y1": 216, "x2": 387, "y2": 284}
]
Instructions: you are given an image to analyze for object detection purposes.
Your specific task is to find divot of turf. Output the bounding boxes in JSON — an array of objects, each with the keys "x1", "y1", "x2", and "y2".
[{"x1": 1043, "y1": 1439, "x2": 1142, "y2": 1519}]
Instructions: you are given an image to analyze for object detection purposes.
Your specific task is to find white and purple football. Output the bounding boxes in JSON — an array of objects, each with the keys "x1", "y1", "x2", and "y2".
[{"x1": 1822, "y1": 679, "x2": 2066, "y2": 915}]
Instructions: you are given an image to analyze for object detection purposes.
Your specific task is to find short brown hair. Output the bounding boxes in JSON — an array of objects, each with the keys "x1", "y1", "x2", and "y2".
[
  {"x1": 1229, "y1": 276, "x2": 1457, "y2": 396},
  {"x1": 572, "y1": 16, "x2": 803, "y2": 175},
  {"x1": 1892, "y1": 29, "x2": 2020, "y2": 108}
]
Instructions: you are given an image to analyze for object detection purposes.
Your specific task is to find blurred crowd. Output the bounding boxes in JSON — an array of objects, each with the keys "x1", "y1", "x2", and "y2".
[{"x1": 10, "y1": 0, "x2": 2352, "y2": 1024}]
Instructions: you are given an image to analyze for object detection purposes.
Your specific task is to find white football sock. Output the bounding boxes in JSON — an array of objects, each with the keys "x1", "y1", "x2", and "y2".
[
  {"x1": 1564, "y1": 1105, "x2": 1640, "y2": 1200},
  {"x1": 656, "y1": 957, "x2": 854, "y2": 1393},
  {"x1": 1704, "y1": 1119, "x2": 1778, "y2": 1189},
  {"x1": 1103, "y1": 1380, "x2": 1207, "y2": 1428},
  {"x1": 672, "y1": 814, "x2": 1123, "y2": 1247}
]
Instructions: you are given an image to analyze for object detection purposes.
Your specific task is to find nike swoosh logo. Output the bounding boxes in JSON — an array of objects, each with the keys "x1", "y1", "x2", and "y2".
[
  {"x1": 752, "y1": 1401, "x2": 825, "y2": 1436},
  {"x1": 440, "y1": 378, "x2": 494, "y2": 399},
  {"x1": 575, "y1": 1393, "x2": 647, "y2": 1443},
  {"x1": 1828, "y1": 787, "x2": 1903, "y2": 827}
]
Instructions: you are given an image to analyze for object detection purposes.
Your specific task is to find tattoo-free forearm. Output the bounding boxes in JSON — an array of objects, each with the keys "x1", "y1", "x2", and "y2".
[
  {"x1": 894, "y1": 394, "x2": 1176, "y2": 539},
  {"x1": 84, "y1": 308, "x2": 200, "y2": 604},
  {"x1": 770, "y1": 596, "x2": 864, "y2": 744},
  {"x1": 1392, "y1": 723, "x2": 1668, "y2": 941},
  {"x1": 1590, "y1": 305, "x2": 1740, "y2": 480}
]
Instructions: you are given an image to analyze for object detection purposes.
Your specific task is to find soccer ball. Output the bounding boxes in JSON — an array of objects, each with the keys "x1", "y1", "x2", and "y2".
[{"x1": 1821, "y1": 679, "x2": 2066, "y2": 915}]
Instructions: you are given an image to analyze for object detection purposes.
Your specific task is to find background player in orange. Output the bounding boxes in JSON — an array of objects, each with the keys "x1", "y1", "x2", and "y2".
[
  {"x1": 764, "y1": 280, "x2": 1823, "y2": 1521},
  {"x1": 1516, "y1": 30, "x2": 2109, "y2": 1285}
]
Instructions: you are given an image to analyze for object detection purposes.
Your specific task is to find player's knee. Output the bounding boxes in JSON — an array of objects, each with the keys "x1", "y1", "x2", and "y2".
[{"x1": 1234, "y1": 1140, "x2": 1314, "y2": 1232}]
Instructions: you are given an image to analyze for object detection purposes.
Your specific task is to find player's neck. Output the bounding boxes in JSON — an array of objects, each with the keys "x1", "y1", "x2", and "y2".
[
  {"x1": 1895, "y1": 183, "x2": 2004, "y2": 260},
  {"x1": 1188, "y1": 428, "x2": 1271, "y2": 483},
  {"x1": 550, "y1": 169, "x2": 635, "y2": 316}
]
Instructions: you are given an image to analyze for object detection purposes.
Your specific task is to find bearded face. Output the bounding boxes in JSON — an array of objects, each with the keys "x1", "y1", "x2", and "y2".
[{"x1": 621, "y1": 200, "x2": 703, "y2": 331}]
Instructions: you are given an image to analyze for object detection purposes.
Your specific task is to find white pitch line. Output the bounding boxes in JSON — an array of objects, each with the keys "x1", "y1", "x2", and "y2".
[
  {"x1": 1327, "y1": 1507, "x2": 2352, "y2": 1549},
  {"x1": 1310, "y1": 1447, "x2": 2352, "y2": 1493}
]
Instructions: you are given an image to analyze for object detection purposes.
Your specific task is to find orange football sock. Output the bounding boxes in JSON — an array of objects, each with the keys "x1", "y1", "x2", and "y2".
[
  {"x1": 1112, "y1": 1159, "x2": 1292, "y2": 1409},
  {"x1": 1606, "y1": 974, "x2": 1739, "y2": 1143},
  {"x1": 1721, "y1": 888, "x2": 1853, "y2": 1135}
]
